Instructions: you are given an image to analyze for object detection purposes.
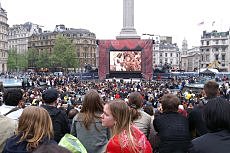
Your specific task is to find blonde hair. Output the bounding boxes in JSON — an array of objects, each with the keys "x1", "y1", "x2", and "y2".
[
  {"x1": 17, "y1": 106, "x2": 53, "y2": 152},
  {"x1": 107, "y1": 100, "x2": 140, "y2": 153}
]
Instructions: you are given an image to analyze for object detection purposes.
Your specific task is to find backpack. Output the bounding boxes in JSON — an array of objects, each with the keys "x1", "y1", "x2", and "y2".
[{"x1": 58, "y1": 134, "x2": 87, "y2": 153}]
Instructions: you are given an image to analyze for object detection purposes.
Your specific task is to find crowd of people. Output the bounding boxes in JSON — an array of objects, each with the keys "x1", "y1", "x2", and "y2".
[{"x1": 0, "y1": 72, "x2": 230, "y2": 153}]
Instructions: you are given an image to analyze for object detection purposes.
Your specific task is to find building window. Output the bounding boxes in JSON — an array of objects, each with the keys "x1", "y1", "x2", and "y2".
[
  {"x1": 201, "y1": 55, "x2": 204, "y2": 61},
  {"x1": 159, "y1": 59, "x2": 162, "y2": 64},
  {"x1": 165, "y1": 53, "x2": 167, "y2": 57},
  {"x1": 165, "y1": 58, "x2": 168, "y2": 63},
  {"x1": 206, "y1": 41, "x2": 209, "y2": 45},
  {"x1": 215, "y1": 54, "x2": 219, "y2": 60},
  {"x1": 206, "y1": 55, "x2": 209, "y2": 61},
  {"x1": 160, "y1": 53, "x2": 162, "y2": 57},
  {"x1": 222, "y1": 54, "x2": 225, "y2": 61},
  {"x1": 170, "y1": 53, "x2": 172, "y2": 57}
]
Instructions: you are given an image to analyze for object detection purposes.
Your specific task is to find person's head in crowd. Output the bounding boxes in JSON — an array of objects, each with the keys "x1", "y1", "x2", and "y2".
[
  {"x1": 17, "y1": 106, "x2": 53, "y2": 152},
  {"x1": 79, "y1": 89, "x2": 103, "y2": 129},
  {"x1": 31, "y1": 99, "x2": 39, "y2": 106},
  {"x1": 33, "y1": 143, "x2": 71, "y2": 153},
  {"x1": 3, "y1": 88, "x2": 24, "y2": 108},
  {"x1": 127, "y1": 92, "x2": 142, "y2": 121},
  {"x1": 128, "y1": 92, "x2": 143, "y2": 109},
  {"x1": 101, "y1": 100, "x2": 150, "y2": 152},
  {"x1": 143, "y1": 105, "x2": 154, "y2": 116},
  {"x1": 156, "y1": 102, "x2": 163, "y2": 114},
  {"x1": 101, "y1": 100, "x2": 131, "y2": 135},
  {"x1": 68, "y1": 109, "x2": 79, "y2": 119},
  {"x1": 160, "y1": 93, "x2": 180, "y2": 113},
  {"x1": 70, "y1": 97, "x2": 76, "y2": 105},
  {"x1": 203, "y1": 80, "x2": 219, "y2": 99},
  {"x1": 203, "y1": 97, "x2": 230, "y2": 132},
  {"x1": 42, "y1": 88, "x2": 58, "y2": 105}
]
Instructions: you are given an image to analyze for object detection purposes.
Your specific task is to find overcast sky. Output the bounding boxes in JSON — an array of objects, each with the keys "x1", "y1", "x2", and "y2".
[{"x1": 1, "y1": 0, "x2": 230, "y2": 48}]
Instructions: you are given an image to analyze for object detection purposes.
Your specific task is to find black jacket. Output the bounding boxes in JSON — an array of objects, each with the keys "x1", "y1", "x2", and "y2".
[
  {"x1": 42, "y1": 105, "x2": 70, "y2": 142},
  {"x1": 189, "y1": 130, "x2": 230, "y2": 153},
  {"x1": 153, "y1": 112, "x2": 191, "y2": 153},
  {"x1": 188, "y1": 105, "x2": 208, "y2": 138},
  {"x1": 3, "y1": 135, "x2": 56, "y2": 153}
]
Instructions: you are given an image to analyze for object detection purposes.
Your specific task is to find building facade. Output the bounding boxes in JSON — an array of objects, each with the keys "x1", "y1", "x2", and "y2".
[
  {"x1": 8, "y1": 22, "x2": 42, "y2": 54},
  {"x1": 28, "y1": 25, "x2": 97, "y2": 71},
  {"x1": 153, "y1": 36, "x2": 180, "y2": 71},
  {"x1": 200, "y1": 30, "x2": 230, "y2": 71},
  {"x1": 0, "y1": 3, "x2": 8, "y2": 72},
  {"x1": 181, "y1": 40, "x2": 200, "y2": 72}
]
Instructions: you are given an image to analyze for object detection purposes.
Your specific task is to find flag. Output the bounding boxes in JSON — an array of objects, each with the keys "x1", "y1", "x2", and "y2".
[
  {"x1": 198, "y1": 21, "x2": 204, "y2": 26},
  {"x1": 212, "y1": 21, "x2": 215, "y2": 26}
]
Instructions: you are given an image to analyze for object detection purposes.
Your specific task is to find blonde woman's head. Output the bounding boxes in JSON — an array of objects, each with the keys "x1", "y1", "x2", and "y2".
[
  {"x1": 17, "y1": 106, "x2": 53, "y2": 151},
  {"x1": 101, "y1": 100, "x2": 131, "y2": 135}
]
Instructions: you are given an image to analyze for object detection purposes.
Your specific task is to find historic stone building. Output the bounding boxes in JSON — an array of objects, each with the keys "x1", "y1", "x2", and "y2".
[
  {"x1": 153, "y1": 36, "x2": 180, "y2": 71},
  {"x1": 181, "y1": 38, "x2": 200, "y2": 72},
  {"x1": 200, "y1": 30, "x2": 230, "y2": 71},
  {"x1": 8, "y1": 22, "x2": 42, "y2": 54},
  {"x1": 0, "y1": 3, "x2": 8, "y2": 72},
  {"x1": 28, "y1": 25, "x2": 97, "y2": 71}
]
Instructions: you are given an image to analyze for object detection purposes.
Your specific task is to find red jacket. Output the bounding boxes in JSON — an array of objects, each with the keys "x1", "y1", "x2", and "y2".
[{"x1": 106, "y1": 125, "x2": 152, "y2": 153}]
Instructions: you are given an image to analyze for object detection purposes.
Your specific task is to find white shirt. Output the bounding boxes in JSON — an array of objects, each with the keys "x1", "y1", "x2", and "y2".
[{"x1": 0, "y1": 104, "x2": 23, "y2": 120}]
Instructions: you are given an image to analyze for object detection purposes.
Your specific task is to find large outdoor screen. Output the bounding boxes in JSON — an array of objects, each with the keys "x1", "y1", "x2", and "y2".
[{"x1": 110, "y1": 51, "x2": 142, "y2": 72}]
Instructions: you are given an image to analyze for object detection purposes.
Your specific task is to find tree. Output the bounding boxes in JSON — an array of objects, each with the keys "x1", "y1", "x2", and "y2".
[
  {"x1": 7, "y1": 49, "x2": 28, "y2": 72},
  {"x1": 51, "y1": 35, "x2": 77, "y2": 71},
  {"x1": 17, "y1": 53, "x2": 28, "y2": 71},
  {"x1": 27, "y1": 48, "x2": 39, "y2": 68},
  {"x1": 7, "y1": 49, "x2": 17, "y2": 72},
  {"x1": 36, "y1": 49, "x2": 50, "y2": 68}
]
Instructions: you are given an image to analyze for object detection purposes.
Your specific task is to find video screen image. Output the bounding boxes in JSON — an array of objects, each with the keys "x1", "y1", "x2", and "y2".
[{"x1": 110, "y1": 51, "x2": 141, "y2": 72}]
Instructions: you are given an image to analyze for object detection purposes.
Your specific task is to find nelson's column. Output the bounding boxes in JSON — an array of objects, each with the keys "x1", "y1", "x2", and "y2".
[{"x1": 116, "y1": 0, "x2": 140, "y2": 39}]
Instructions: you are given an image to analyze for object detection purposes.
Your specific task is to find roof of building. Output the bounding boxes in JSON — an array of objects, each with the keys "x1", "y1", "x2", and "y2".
[{"x1": 33, "y1": 28, "x2": 95, "y2": 38}]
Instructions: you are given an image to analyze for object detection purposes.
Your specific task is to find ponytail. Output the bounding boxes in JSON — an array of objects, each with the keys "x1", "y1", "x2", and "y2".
[{"x1": 129, "y1": 104, "x2": 141, "y2": 121}]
